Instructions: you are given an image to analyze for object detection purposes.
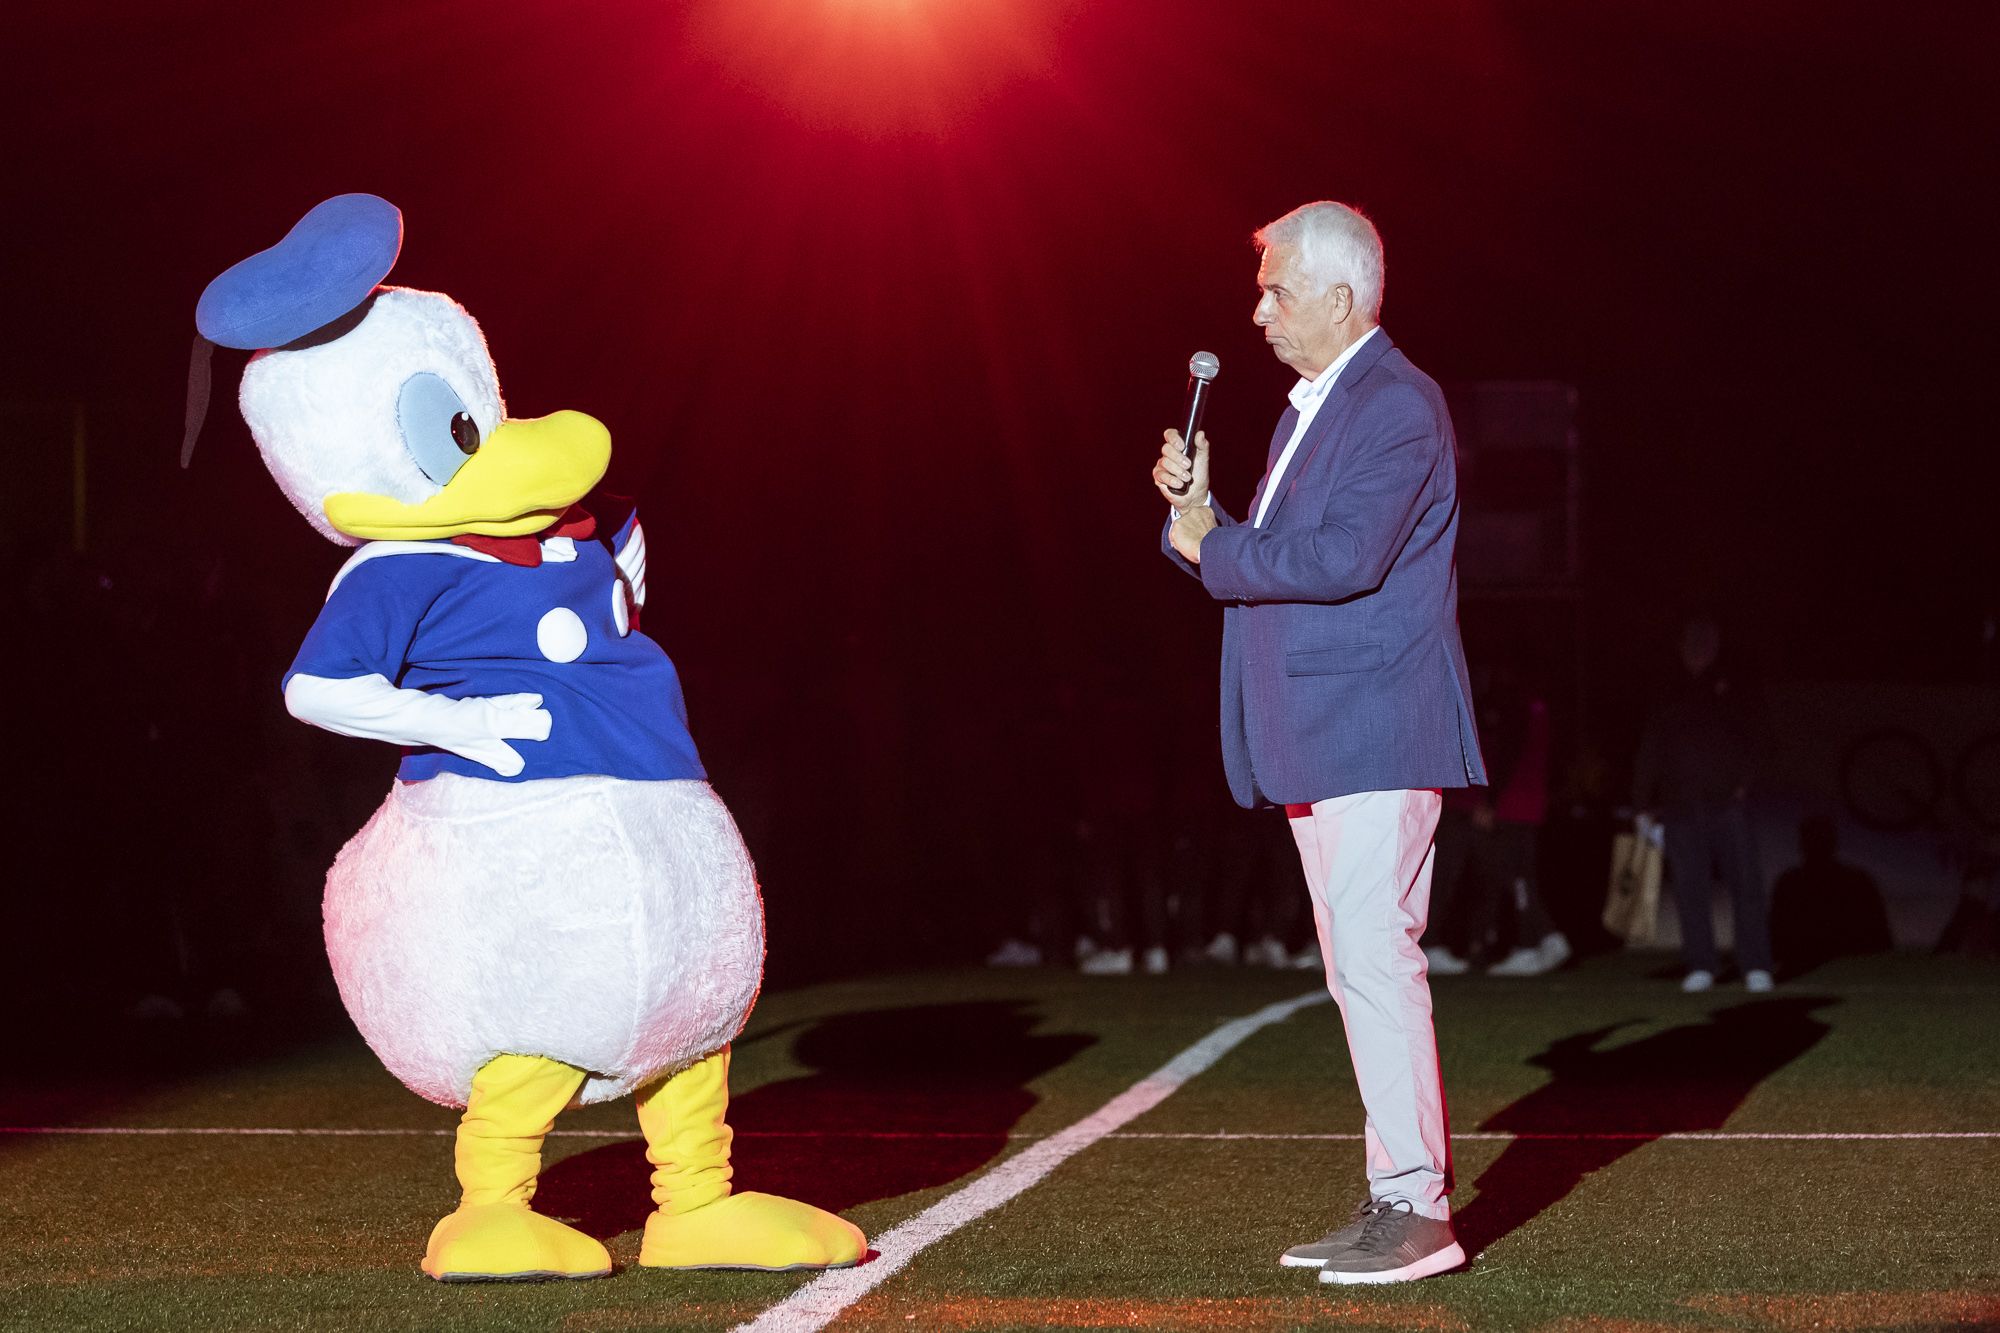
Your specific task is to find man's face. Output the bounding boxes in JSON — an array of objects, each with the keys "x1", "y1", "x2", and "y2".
[{"x1": 1253, "y1": 244, "x2": 1353, "y2": 377}]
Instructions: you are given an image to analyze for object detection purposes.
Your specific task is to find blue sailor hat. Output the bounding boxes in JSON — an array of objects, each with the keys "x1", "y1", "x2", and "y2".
[
  {"x1": 196, "y1": 192, "x2": 403, "y2": 350},
  {"x1": 183, "y1": 193, "x2": 402, "y2": 466}
]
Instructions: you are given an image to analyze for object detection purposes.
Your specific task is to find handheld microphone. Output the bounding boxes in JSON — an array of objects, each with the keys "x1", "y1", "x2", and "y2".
[{"x1": 1170, "y1": 351, "x2": 1221, "y2": 497}]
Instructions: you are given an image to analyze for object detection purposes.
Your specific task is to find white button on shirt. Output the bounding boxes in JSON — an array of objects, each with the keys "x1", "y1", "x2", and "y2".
[{"x1": 1250, "y1": 325, "x2": 1379, "y2": 527}]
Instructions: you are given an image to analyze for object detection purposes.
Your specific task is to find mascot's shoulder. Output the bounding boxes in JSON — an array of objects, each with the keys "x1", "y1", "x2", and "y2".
[{"x1": 325, "y1": 541, "x2": 499, "y2": 602}]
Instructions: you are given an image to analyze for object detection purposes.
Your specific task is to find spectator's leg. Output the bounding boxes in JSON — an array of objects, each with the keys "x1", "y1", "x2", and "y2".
[
  {"x1": 1165, "y1": 824, "x2": 1208, "y2": 956},
  {"x1": 1460, "y1": 829, "x2": 1510, "y2": 961},
  {"x1": 1205, "y1": 813, "x2": 1258, "y2": 958},
  {"x1": 1719, "y1": 802, "x2": 1772, "y2": 974},
  {"x1": 1427, "y1": 810, "x2": 1474, "y2": 957},
  {"x1": 1263, "y1": 816, "x2": 1312, "y2": 953},
  {"x1": 1665, "y1": 814, "x2": 1719, "y2": 974},
  {"x1": 1503, "y1": 824, "x2": 1560, "y2": 943},
  {"x1": 1134, "y1": 827, "x2": 1170, "y2": 958},
  {"x1": 1079, "y1": 827, "x2": 1125, "y2": 951}
]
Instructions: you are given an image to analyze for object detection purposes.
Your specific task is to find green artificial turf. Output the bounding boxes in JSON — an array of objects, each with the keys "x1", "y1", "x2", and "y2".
[{"x1": 2, "y1": 954, "x2": 1995, "y2": 1332}]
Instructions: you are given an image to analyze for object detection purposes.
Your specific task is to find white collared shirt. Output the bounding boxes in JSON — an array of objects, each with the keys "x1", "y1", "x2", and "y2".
[{"x1": 1250, "y1": 325, "x2": 1378, "y2": 527}]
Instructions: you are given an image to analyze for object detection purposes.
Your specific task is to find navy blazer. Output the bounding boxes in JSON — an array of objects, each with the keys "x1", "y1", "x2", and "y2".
[{"x1": 1164, "y1": 330, "x2": 1486, "y2": 807}]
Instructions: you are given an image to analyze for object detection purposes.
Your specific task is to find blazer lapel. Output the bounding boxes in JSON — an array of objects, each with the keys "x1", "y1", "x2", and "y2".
[{"x1": 1259, "y1": 329, "x2": 1397, "y2": 529}]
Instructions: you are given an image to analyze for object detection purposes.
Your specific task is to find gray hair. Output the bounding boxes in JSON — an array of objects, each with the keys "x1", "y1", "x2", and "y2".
[{"x1": 1253, "y1": 201, "x2": 1385, "y2": 322}]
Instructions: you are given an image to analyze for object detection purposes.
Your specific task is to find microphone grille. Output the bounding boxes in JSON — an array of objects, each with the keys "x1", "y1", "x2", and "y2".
[{"x1": 1189, "y1": 351, "x2": 1220, "y2": 381}]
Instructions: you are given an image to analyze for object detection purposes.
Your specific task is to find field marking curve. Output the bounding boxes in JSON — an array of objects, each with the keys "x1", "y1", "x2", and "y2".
[{"x1": 728, "y1": 988, "x2": 1332, "y2": 1333}]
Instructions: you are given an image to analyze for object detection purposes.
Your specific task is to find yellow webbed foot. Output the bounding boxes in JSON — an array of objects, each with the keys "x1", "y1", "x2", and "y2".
[
  {"x1": 638, "y1": 1191, "x2": 867, "y2": 1271},
  {"x1": 634, "y1": 1049, "x2": 867, "y2": 1270},
  {"x1": 422, "y1": 1202, "x2": 612, "y2": 1282}
]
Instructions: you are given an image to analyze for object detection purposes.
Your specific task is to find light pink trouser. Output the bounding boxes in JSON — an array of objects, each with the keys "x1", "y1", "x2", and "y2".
[{"x1": 1287, "y1": 788, "x2": 1452, "y2": 1219}]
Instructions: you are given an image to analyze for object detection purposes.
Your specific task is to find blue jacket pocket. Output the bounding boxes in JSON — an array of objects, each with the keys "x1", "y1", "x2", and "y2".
[{"x1": 1285, "y1": 643, "x2": 1384, "y2": 676}]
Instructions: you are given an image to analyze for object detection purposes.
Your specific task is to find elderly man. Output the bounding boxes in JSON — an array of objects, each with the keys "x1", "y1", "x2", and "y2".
[{"x1": 1154, "y1": 200, "x2": 1485, "y2": 1285}]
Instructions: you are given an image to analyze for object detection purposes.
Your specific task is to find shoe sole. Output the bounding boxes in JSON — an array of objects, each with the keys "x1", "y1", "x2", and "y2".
[
  {"x1": 1278, "y1": 1253, "x2": 1330, "y2": 1268},
  {"x1": 1318, "y1": 1241, "x2": 1466, "y2": 1285},
  {"x1": 640, "y1": 1258, "x2": 865, "y2": 1272},
  {"x1": 430, "y1": 1267, "x2": 612, "y2": 1283}
]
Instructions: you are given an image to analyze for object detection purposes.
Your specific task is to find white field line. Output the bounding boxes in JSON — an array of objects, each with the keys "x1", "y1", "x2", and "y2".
[
  {"x1": 727, "y1": 988, "x2": 1332, "y2": 1333},
  {"x1": 3, "y1": 1126, "x2": 1994, "y2": 1142}
]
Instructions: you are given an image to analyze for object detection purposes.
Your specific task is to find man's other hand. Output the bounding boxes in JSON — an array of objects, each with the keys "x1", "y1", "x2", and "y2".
[
  {"x1": 1153, "y1": 428, "x2": 1211, "y2": 507},
  {"x1": 1170, "y1": 504, "x2": 1219, "y2": 564}
]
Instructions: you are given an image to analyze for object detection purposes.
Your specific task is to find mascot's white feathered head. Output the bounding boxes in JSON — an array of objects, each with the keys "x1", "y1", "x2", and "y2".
[
  {"x1": 191, "y1": 194, "x2": 608, "y2": 548},
  {"x1": 241, "y1": 287, "x2": 506, "y2": 546}
]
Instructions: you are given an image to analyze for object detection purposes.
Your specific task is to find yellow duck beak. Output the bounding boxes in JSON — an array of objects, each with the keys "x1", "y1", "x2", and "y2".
[{"x1": 324, "y1": 411, "x2": 612, "y2": 541}]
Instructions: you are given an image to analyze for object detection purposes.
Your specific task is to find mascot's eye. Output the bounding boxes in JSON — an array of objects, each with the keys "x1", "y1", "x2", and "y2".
[{"x1": 396, "y1": 372, "x2": 483, "y2": 486}]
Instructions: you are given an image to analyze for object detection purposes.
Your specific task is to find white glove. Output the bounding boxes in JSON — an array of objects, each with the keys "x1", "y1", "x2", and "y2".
[
  {"x1": 615, "y1": 520, "x2": 648, "y2": 608},
  {"x1": 285, "y1": 673, "x2": 552, "y2": 778}
]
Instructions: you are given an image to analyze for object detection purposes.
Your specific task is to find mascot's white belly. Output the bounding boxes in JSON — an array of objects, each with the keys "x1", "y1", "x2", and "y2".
[{"x1": 324, "y1": 773, "x2": 764, "y2": 1107}]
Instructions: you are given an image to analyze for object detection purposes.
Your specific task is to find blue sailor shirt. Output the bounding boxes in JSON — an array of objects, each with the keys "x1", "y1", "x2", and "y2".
[{"x1": 283, "y1": 527, "x2": 705, "y2": 785}]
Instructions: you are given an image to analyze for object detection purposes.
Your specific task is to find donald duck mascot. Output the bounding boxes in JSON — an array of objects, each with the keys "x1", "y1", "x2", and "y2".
[{"x1": 190, "y1": 194, "x2": 865, "y2": 1282}]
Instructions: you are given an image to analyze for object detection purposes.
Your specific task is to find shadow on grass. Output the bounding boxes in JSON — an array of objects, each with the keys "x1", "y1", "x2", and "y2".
[
  {"x1": 1453, "y1": 995, "x2": 1837, "y2": 1259},
  {"x1": 538, "y1": 999, "x2": 1094, "y2": 1240}
]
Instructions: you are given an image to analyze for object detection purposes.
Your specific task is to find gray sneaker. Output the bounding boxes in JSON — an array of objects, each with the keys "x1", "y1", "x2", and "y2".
[
  {"x1": 1315, "y1": 1200, "x2": 1465, "y2": 1285},
  {"x1": 1278, "y1": 1199, "x2": 1376, "y2": 1268}
]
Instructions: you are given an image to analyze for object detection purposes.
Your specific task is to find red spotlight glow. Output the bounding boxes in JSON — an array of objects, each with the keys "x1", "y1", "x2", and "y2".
[{"x1": 681, "y1": 0, "x2": 1075, "y2": 136}]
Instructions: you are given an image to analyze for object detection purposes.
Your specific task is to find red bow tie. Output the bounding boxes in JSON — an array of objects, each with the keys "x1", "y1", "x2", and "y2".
[{"x1": 449, "y1": 506, "x2": 597, "y2": 568}]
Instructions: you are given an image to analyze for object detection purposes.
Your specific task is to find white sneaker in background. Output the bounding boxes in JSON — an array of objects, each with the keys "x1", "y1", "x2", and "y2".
[
  {"x1": 1290, "y1": 945, "x2": 1322, "y2": 970},
  {"x1": 1489, "y1": 932, "x2": 1572, "y2": 977},
  {"x1": 1681, "y1": 968, "x2": 1716, "y2": 993},
  {"x1": 1203, "y1": 932, "x2": 1239, "y2": 966},
  {"x1": 1486, "y1": 947, "x2": 1546, "y2": 977},
  {"x1": 1423, "y1": 947, "x2": 1470, "y2": 976},
  {"x1": 1246, "y1": 936, "x2": 1291, "y2": 968},
  {"x1": 985, "y1": 938, "x2": 1042, "y2": 968},
  {"x1": 1142, "y1": 946, "x2": 1170, "y2": 975},
  {"x1": 1080, "y1": 947, "x2": 1133, "y2": 976},
  {"x1": 1744, "y1": 968, "x2": 1775, "y2": 993}
]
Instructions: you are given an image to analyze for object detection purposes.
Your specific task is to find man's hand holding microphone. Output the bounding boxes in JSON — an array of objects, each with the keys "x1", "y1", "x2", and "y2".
[
  {"x1": 1154, "y1": 428, "x2": 1218, "y2": 564},
  {"x1": 1155, "y1": 350, "x2": 1221, "y2": 564}
]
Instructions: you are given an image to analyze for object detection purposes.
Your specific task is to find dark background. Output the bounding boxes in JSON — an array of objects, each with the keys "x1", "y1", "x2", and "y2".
[{"x1": 3, "y1": 2, "x2": 1994, "y2": 1013}]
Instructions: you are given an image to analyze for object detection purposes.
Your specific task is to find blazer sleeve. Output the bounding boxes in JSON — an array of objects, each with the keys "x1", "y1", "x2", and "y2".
[
  {"x1": 1160, "y1": 496, "x2": 1237, "y2": 580},
  {"x1": 1193, "y1": 384, "x2": 1442, "y2": 603}
]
